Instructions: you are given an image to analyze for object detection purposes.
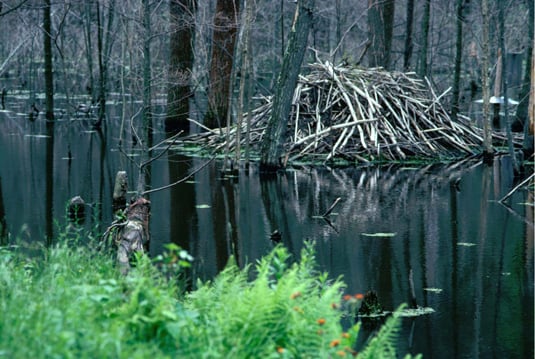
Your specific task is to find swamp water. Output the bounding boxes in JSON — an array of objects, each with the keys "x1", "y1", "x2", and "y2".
[{"x1": 0, "y1": 105, "x2": 533, "y2": 359}]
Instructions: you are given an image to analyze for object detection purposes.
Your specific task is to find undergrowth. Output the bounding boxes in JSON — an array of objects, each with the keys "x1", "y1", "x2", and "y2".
[{"x1": 0, "y1": 240, "x2": 421, "y2": 358}]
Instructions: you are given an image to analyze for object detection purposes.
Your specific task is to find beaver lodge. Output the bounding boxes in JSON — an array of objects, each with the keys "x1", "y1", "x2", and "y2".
[{"x1": 178, "y1": 61, "x2": 520, "y2": 164}]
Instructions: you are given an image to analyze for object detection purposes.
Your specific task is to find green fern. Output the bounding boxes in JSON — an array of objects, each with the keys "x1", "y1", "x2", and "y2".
[{"x1": 357, "y1": 304, "x2": 422, "y2": 359}]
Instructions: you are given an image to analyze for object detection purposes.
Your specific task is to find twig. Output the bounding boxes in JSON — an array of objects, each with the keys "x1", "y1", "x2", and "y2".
[
  {"x1": 322, "y1": 197, "x2": 341, "y2": 217},
  {"x1": 141, "y1": 157, "x2": 215, "y2": 195},
  {"x1": 499, "y1": 173, "x2": 535, "y2": 203}
]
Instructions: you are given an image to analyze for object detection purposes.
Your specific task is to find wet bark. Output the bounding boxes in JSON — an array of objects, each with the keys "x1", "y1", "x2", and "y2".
[
  {"x1": 204, "y1": 0, "x2": 240, "y2": 129},
  {"x1": 480, "y1": 0, "x2": 493, "y2": 161},
  {"x1": 96, "y1": 0, "x2": 116, "y2": 127},
  {"x1": 260, "y1": 0, "x2": 315, "y2": 171},
  {"x1": 112, "y1": 171, "x2": 128, "y2": 213},
  {"x1": 166, "y1": 0, "x2": 196, "y2": 135}
]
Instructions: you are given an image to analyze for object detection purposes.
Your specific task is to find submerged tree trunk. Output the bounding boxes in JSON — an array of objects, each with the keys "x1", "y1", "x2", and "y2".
[
  {"x1": 260, "y1": 0, "x2": 315, "y2": 171},
  {"x1": 43, "y1": 0, "x2": 54, "y2": 121},
  {"x1": 204, "y1": 0, "x2": 240, "y2": 129},
  {"x1": 451, "y1": 0, "x2": 464, "y2": 119},
  {"x1": 166, "y1": 0, "x2": 196, "y2": 135}
]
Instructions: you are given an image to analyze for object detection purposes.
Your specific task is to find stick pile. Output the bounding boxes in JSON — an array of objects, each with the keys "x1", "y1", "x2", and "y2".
[{"x1": 179, "y1": 61, "x2": 511, "y2": 163}]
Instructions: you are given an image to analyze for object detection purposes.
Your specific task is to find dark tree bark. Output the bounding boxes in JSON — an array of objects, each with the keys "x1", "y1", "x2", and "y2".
[
  {"x1": 83, "y1": 0, "x2": 95, "y2": 101},
  {"x1": 403, "y1": 0, "x2": 414, "y2": 71},
  {"x1": 367, "y1": 0, "x2": 396, "y2": 69},
  {"x1": 480, "y1": 0, "x2": 493, "y2": 160},
  {"x1": 417, "y1": 0, "x2": 431, "y2": 78},
  {"x1": 260, "y1": 0, "x2": 315, "y2": 171},
  {"x1": 96, "y1": 0, "x2": 116, "y2": 127},
  {"x1": 43, "y1": 0, "x2": 54, "y2": 121},
  {"x1": 515, "y1": 0, "x2": 534, "y2": 135},
  {"x1": 204, "y1": 0, "x2": 240, "y2": 129},
  {"x1": 166, "y1": 0, "x2": 196, "y2": 135},
  {"x1": 451, "y1": 0, "x2": 465, "y2": 119}
]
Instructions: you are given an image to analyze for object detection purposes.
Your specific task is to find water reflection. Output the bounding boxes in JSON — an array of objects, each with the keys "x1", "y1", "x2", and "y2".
[{"x1": 0, "y1": 112, "x2": 532, "y2": 358}]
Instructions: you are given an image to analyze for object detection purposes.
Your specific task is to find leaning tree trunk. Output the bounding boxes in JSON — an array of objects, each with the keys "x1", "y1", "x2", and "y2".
[
  {"x1": 260, "y1": 0, "x2": 315, "y2": 171},
  {"x1": 43, "y1": 0, "x2": 54, "y2": 121}
]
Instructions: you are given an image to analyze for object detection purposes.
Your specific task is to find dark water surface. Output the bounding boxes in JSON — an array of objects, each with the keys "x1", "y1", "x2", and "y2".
[{"x1": 0, "y1": 107, "x2": 533, "y2": 358}]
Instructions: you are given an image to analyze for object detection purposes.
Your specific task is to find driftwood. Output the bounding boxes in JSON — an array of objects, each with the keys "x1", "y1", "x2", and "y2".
[{"x1": 176, "y1": 61, "x2": 522, "y2": 163}]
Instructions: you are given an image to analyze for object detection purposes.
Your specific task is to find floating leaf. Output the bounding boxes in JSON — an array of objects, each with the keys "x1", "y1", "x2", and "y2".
[
  {"x1": 457, "y1": 242, "x2": 476, "y2": 247},
  {"x1": 424, "y1": 288, "x2": 443, "y2": 293},
  {"x1": 361, "y1": 232, "x2": 397, "y2": 238},
  {"x1": 196, "y1": 204, "x2": 211, "y2": 209}
]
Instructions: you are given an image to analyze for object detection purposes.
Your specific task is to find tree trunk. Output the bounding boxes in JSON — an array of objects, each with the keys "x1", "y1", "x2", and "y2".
[
  {"x1": 480, "y1": 0, "x2": 493, "y2": 161},
  {"x1": 417, "y1": 0, "x2": 431, "y2": 78},
  {"x1": 403, "y1": 0, "x2": 414, "y2": 71},
  {"x1": 204, "y1": 0, "x2": 240, "y2": 129},
  {"x1": 451, "y1": 0, "x2": 464, "y2": 119},
  {"x1": 96, "y1": 0, "x2": 116, "y2": 127},
  {"x1": 516, "y1": 0, "x2": 534, "y2": 149},
  {"x1": 367, "y1": 0, "x2": 395, "y2": 69},
  {"x1": 166, "y1": 0, "x2": 196, "y2": 135},
  {"x1": 83, "y1": 0, "x2": 95, "y2": 101},
  {"x1": 43, "y1": 0, "x2": 54, "y2": 121},
  {"x1": 142, "y1": 0, "x2": 153, "y2": 151},
  {"x1": 260, "y1": 0, "x2": 315, "y2": 171}
]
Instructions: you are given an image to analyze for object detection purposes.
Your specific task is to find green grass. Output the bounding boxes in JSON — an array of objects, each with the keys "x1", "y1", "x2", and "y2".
[{"x1": 0, "y1": 239, "x2": 420, "y2": 358}]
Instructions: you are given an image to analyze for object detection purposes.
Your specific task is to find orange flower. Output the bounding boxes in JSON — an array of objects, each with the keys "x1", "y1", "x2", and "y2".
[
  {"x1": 343, "y1": 294, "x2": 352, "y2": 301},
  {"x1": 317, "y1": 318, "x2": 326, "y2": 326},
  {"x1": 336, "y1": 350, "x2": 347, "y2": 357},
  {"x1": 341, "y1": 332, "x2": 350, "y2": 339},
  {"x1": 330, "y1": 339, "x2": 341, "y2": 347},
  {"x1": 276, "y1": 347, "x2": 285, "y2": 353},
  {"x1": 355, "y1": 293, "x2": 364, "y2": 300},
  {"x1": 331, "y1": 302, "x2": 340, "y2": 309},
  {"x1": 290, "y1": 291, "x2": 302, "y2": 300}
]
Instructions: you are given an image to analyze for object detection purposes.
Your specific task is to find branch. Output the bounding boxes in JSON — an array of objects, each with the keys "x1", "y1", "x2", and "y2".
[
  {"x1": 141, "y1": 157, "x2": 215, "y2": 196},
  {"x1": 499, "y1": 173, "x2": 535, "y2": 203}
]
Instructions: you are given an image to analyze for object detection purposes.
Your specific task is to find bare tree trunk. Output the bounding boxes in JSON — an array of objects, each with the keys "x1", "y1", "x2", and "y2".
[
  {"x1": 498, "y1": 1, "x2": 519, "y2": 173},
  {"x1": 367, "y1": 0, "x2": 395, "y2": 69},
  {"x1": 83, "y1": 0, "x2": 95, "y2": 101},
  {"x1": 166, "y1": 0, "x2": 196, "y2": 135},
  {"x1": 516, "y1": 0, "x2": 534, "y2": 152},
  {"x1": 142, "y1": 0, "x2": 153, "y2": 151},
  {"x1": 417, "y1": 0, "x2": 431, "y2": 78},
  {"x1": 480, "y1": 0, "x2": 493, "y2": 161},
  {"x1": 43, "y1": 0, "x2": 54, "y2": 121},
  {"x1": 96, "y1": 0, "x2": 116, "y2": 127},
  {"x1": 403, "y1": 0, "x2": 414, "y2": 71},
  {"x1": 260, "y1": 0, "x2": 315, "y2": 171},
  {"x1": 451, "y1": 0, "x2": 464, "y2": 119},
  {"x1": 204, "y1": 0, "x2": 240, "y2": 129}
]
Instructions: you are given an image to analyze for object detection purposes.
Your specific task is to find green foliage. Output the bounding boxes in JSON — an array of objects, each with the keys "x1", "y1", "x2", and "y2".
[
  {"x1": 357, "y1": 304, "x2": 422, "y2": 359},
  {"x1": 0, "y1": 241, "x2": 419, "y2": 359}
]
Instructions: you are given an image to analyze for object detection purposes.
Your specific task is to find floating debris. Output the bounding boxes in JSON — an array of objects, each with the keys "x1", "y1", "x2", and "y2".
[
  {"x1": 361, "y1": 232, "x2": 397, "y2": 238},
  {"x1": 457, "y1": 242, "x2": 477, "y2": 247},
  {"x1": 423, "y1": 288, "x2": 443, "y2": 294},
  {"x1": 195, "y1": 204, "x2": 211, "y2": 209}
]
